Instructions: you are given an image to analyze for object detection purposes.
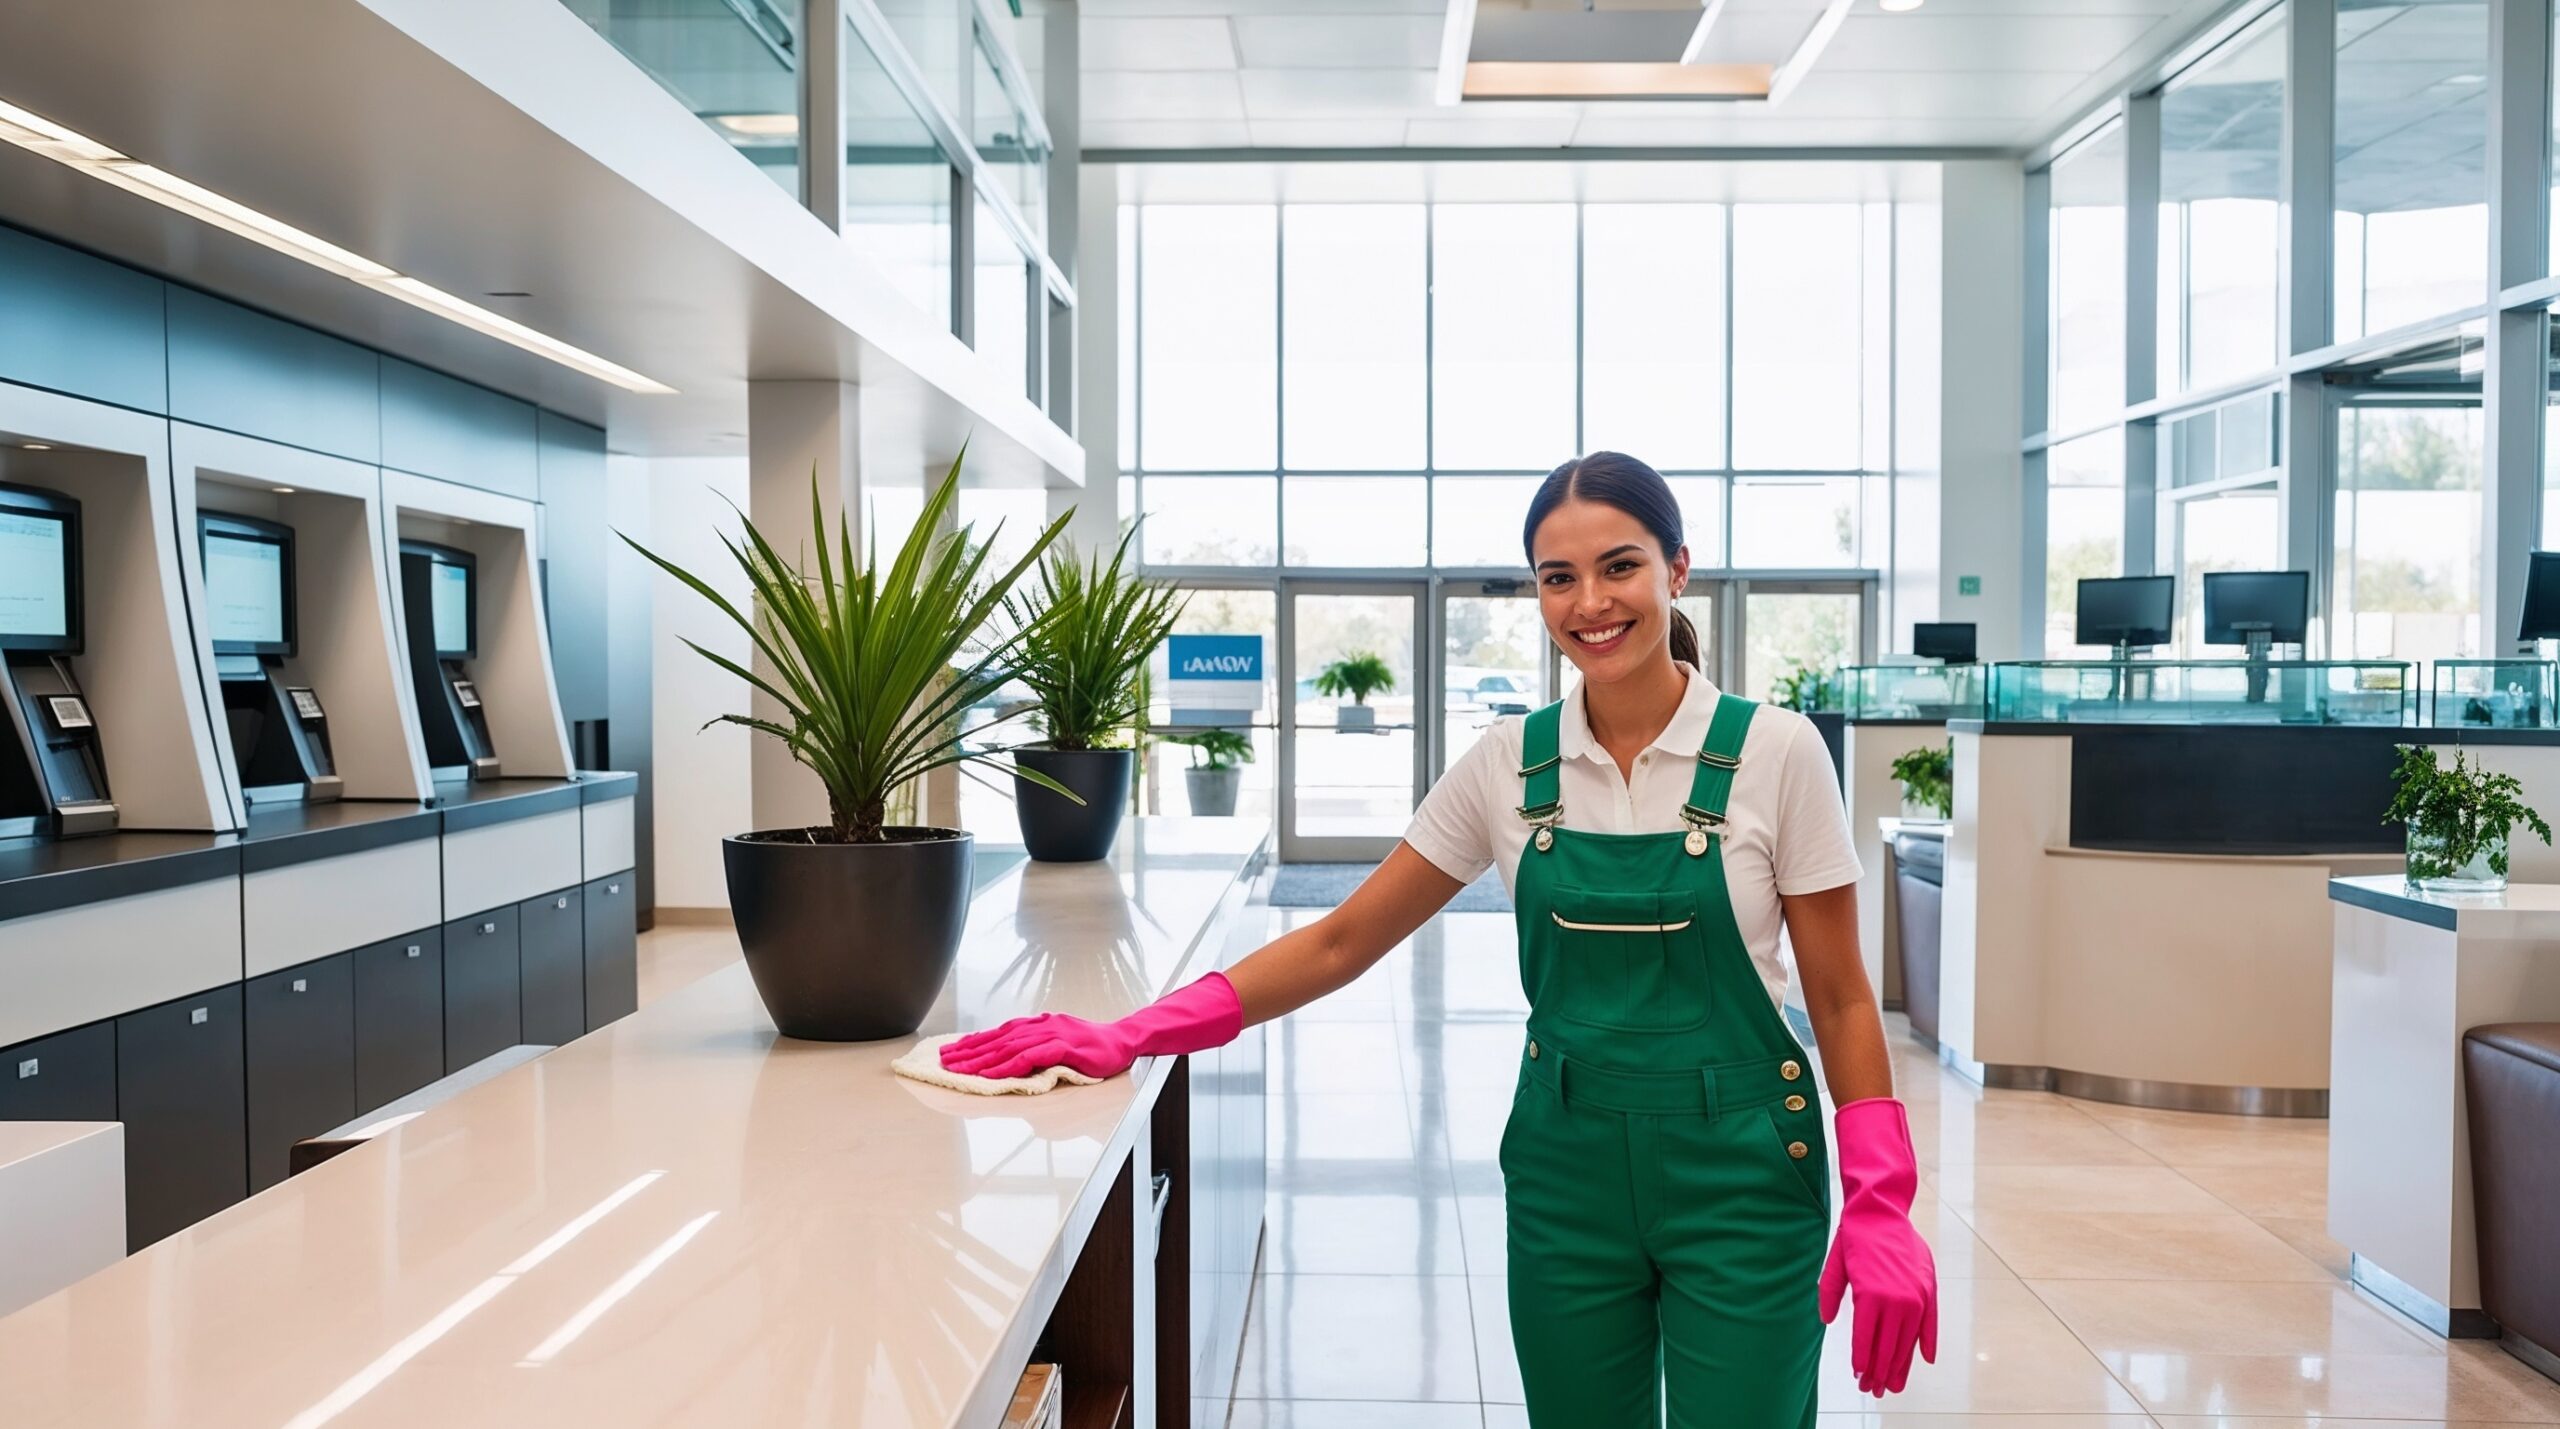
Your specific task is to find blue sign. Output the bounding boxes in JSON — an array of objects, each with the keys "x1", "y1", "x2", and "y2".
[{"x1": 1168, "y1": 634, "x2": 1262, "y2": 682}]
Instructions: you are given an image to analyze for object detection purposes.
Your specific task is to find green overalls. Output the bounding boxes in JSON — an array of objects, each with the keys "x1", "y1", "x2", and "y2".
[{"x1": 1501, "y1": 693, "x2": 1831, "y2": 1426}]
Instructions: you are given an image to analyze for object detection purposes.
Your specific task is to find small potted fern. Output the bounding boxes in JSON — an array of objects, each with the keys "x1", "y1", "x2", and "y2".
[
  {"x1": 1890, "y1": 743, "x2": 1953, "y2": 823},
  {"x1": 622, "y1": 455, "x2": 1069, "y2": 1041},
  {"x1": 2385, "y1": 744, "x2": 2552, "y2": 893},
  {"x1": 1166, "y1": 728, "x2": 1254, "y2": 816},
  {"x1": 1318, "y1": 652, "x2": 1396, "y2": 730},
  {"x1": 1004, "y1": 527, "x2": 1188, "y2": 861}
]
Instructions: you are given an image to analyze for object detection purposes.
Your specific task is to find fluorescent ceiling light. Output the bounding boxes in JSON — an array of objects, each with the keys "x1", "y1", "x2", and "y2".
[
  {"x1": 713, "y1": 113, "x2": 799, "y2": 138},
  {"x1": 0, "y1": 96, "x2": 676, "y2": 395},
  {"x1": 1464, "y1": 62, "x2": 1772, "y2": 100},
  {"x1": 1879, "y1": 0, "x2": 1925, "y2": 12},
  {"x1": 22, "y1": 442, "x2": 52, "y2": 450}
]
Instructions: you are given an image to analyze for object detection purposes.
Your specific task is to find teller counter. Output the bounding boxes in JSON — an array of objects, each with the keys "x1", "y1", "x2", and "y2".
[
  {"x1": 1935, "y1": 720, "x2": 2560, "y2": 1115},
  {"x1": 0, "y1": 817, "x2": 1271, "y2": 1429}
]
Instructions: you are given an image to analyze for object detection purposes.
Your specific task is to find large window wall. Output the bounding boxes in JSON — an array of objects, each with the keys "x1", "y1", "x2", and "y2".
[
  {"x1": 1124, "y1": 200, "x2": 1897, "y2": 583},
  {"x1": 2027, "y1": 0, "x2": 2560, "y2": 666}
]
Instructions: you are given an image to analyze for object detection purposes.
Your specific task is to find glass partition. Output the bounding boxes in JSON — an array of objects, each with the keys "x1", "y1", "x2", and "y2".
[
  {"x1": 2429, "y1": 659, "x2": 2559, "y2": 727},
  {"x1": 1986, "y1": 660, "x2": 2412, "y2": 725},
  {"x1": 970, "y1": 26, "x2": 1046, "y2": 243},
  {"x1": 2048, "y1": 126, "x2": 2128, "y2": 433},
  {"x1": 2334, "y1": 0, "x2": 2489, "y2": 340},
  {"x1": 2158, "y1": 9, "x2": 2285, "y2": 393},
  {"x1": 1838, "y1": 664, "x2": 1987, "y2": 722},
  {"x1": 844, "y1": 20, "x2": 954, "y2": 328},
  {"x1": 972, "y1": 196, "x2": 1031, "y2": 399},
  {"x1": 561, "y1": 0, "x2": 803, "y2": 195}
]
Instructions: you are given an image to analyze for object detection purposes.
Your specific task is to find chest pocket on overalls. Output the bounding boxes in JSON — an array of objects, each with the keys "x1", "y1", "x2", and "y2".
[{"x1": 1540, "y1": 886, "x2": 1715, "y2": 1033}]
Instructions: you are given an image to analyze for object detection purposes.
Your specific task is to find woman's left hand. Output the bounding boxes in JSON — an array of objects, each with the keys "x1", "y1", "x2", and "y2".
[{"x1": 1817, "y1": 1097, "x2": 1938, "y2": 1397}]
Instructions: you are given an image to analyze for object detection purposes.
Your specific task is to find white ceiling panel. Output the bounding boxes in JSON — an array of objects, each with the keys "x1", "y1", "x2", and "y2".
[
  {"x1": 1231, "y1": 14, "x2": 1445, "y2": 68},
  {"x1": 1404, "y1": 116, "x2": 1581, "y2": 147},
  {"x1": 1085, "y1": 69, "x2": 1250, "y2": 122},
  {"x1": 1085, "y1": 118, "x2": 1257, "y2": 148},
  {"x1": 1082, "y1": 17, "x2": 1238, "y2": 71},
  {"x1": 1238, "y1": 66, "x2": 1439, "y2": 117},
  {"x1": 1780, "y1": 68, "x2": 2088, "y2": 121},
  {"x1": 1246, "y1": 118, "x2": 1413, "y2": 146},
  {"x1": 1084, "y1": 0, "x2": 1442, "y2": 14},
  {"x1": 1567, "y1": 114, "x2": 2017, "y2": 148},
  {"x1": 1820, "y1": 14, "x2": 2173, "y2": 72}
]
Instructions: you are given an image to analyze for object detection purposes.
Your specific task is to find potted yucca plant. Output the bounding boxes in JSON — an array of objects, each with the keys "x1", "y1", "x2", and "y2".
[
  {"x1": 1166, "y1": 728, "x2": 1254, "y2": 816},
  {"x1": 623, "y1": 455, "x2": 1071, "y2": 1040},
  {"x1": 1317, "y1": 652, "x2": 1395, "y2": 730},
  {"x1": 1003, "y1": 526, "x2": 1188, "y2": 861}
]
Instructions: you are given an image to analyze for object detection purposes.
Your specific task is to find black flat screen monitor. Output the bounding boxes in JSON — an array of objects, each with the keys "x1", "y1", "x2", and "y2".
[
  {"x1": 2521, "y1": 551, "x2": 2560, "y2": 641},
  {"x1": 0, "y1": 481, "x2": 80, "y2": 654},
  {"x1": 200, "y1": 512, "x2": 296, "y2": 657},
  {"x1": 401, "y1": 540, "x2": 477, "y2": 660},
  {"x1": 2202, "y1": 570, "x2": 2310, "y2": 647},
  {"x1": 1912, "y1": 622, "x2": 1977, "y2": 663},
  {"x1": 2076, "y1": 575, "x2": 2174, "y2": 650}
]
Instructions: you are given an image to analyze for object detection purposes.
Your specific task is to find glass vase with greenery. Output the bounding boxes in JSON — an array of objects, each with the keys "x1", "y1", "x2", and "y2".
[
  {"x1": 1889, "y1": 743, "x2": 1954, "y2": 820},
  {"x1": 2383, "y1": 745, "x2": 2552, "y2": 893}
]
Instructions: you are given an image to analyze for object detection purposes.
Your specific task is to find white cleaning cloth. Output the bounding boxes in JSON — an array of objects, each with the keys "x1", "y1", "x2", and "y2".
[{"x1": 891, "y1": 1033, "x2": 1106, "y2": 1096}]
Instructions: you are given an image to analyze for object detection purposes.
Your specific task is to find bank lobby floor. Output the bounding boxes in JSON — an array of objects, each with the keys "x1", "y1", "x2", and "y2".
[{"x1": 632, "y1": 905, "x2": 2560, "y2": 1427}]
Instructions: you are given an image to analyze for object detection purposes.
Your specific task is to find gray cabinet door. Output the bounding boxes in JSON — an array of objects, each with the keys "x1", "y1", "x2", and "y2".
[
  {"x1": 245, "y1": 955, "x2": 356, "y2": 1192},
  {"x1": 117, "y1": 987, "x2": 248, "y2": 1250},
  {"x1": 0, "y1": 1022, "x2": 117, "y2": 1122},
  {"x1": 444, "y1": 906, "x2": 522, "y2": 1071},
  {"x1": 355, "y1": 930, "x2": 445, "y2": 1114},
  {"x1": 519, "y1": 888, "x2": 586, "y2": 1047},
  {"x1": 583, "y1": 873, "x2": 639, "y2": 1029}
]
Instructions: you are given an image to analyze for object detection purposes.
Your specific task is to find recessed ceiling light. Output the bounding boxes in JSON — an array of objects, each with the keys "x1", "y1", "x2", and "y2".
[
  {"x1": 0, "y1": 96, "x2": 677, "y2": 396},
  {"x1": 1880, "y1": 0, "x2": 1925, "y2": 11},
  {"x1": 714, "y1": 113, "x2": 799, "y2": 138},
  {"x1": 271, "y1": 485, "x2": 297, "y2": 494},
  {"x1": 21, "y1": 442, "x2": 52, "y2": 451},
  {"x1": 2447, "y1": 73, "x2": 2487, "y2": 85}
]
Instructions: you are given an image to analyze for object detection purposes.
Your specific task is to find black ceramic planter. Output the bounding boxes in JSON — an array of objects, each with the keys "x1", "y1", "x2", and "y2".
[
  {"x1": 722, "y1": 828, "x2": 973, "y2": 1041},
  {"x1": 1013, "y1": 746, "x2": 1133, "y2": 862}
]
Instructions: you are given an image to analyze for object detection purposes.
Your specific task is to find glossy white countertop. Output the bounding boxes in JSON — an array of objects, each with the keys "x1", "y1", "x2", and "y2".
[
  {"x1": 0, "y1": 818, "x2": 1270, "y2": 1429},
  {"x1": 2331, "y1": 873, "x2": 2560, "y2": 932}
]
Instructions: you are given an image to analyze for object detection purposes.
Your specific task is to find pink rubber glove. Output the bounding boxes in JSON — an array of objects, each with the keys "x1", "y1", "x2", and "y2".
[
  {"x1": 939, "y1": 972, "x2": 1243, "y2": 1081},
  {"x1": 1818, "y1": 1096, "x2": 1939, "y2": 1397}
]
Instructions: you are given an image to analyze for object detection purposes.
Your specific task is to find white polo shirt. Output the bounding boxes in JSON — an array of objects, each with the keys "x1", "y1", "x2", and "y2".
[{"x1": 1402, "y1": 667, "x2": 1863, "y2": 1012}]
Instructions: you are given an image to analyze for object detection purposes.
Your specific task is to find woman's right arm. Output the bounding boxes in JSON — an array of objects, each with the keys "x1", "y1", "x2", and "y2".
[{"x1": 1225, "y1": 842, "x2": 1465, "y2": 1025}]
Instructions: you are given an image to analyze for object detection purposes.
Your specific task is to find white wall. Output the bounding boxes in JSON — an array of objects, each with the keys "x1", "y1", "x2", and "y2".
[{"x1": 645, "y1": 456, "x2": 753, "y2": 911}]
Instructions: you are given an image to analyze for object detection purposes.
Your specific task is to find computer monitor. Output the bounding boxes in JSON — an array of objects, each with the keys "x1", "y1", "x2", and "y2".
[
  {"x1": 2520, "y1": 551, "x2": 2560, "y2": 642},
  {"x1": 2075, "y1": 575, "x2": 2174, "y2": 652},
  {"x1": 200, "y1": 513, "x2": 296, "y2": 658},
  {"x1": 0, "y1": 482, "x2": 81, "y2": 654},
  {"x1": 401, "y1": 540, "x2": 477, "y2": 659},
  {"x1": 2202, "y1": 570, "x2": 2310, "y2": 648},
  {"x1": 1912, "y1": 622, "x2": 1977, "y2": 663}
]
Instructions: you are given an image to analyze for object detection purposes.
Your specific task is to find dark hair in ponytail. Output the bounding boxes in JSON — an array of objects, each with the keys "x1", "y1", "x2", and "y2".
[{"x1": 1523, "y1": 451, "x2": 1702, "y2": 669}]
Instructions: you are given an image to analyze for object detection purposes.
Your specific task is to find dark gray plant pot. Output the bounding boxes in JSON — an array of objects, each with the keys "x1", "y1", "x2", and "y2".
[
  {"x1": 1186, "y1": 764, "x2": 1242, "y2": 816},
  {"x1": 1014, "y1": 746, "x2": 1132, "y2": 862},
  {"x1": 722, "y1": 827, "x2": 973, "y2": 1041}
]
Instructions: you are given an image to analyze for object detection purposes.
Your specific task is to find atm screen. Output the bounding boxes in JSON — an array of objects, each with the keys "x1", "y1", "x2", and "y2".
[
  {"x1": 430, "y1": 561, "x2": 473, "y2": 658},
  {"x1": 0, "y1": 484, "x2": 80, "y2": 653},
  {"x1": 200, "y1": 514, "x2": 295, "y2": 656}
]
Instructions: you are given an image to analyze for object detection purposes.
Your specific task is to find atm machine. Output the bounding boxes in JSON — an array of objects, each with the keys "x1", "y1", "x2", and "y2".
[
  {"x1": 399, "y1": 539, "x2": 499, "y2": 781},
  {"x1": 200, "y1": 512, "x2": 339, "y2": 804},
  {"x1": 0, "y1": 481, "x2": 115, "y2": 838}
]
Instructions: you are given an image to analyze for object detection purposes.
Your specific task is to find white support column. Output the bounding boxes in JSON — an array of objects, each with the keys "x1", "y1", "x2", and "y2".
[
  {"x1": 1062, "y1": 160, "x2": 1122, "y2": 553},
  {"x1": 1941, "y1": 161, "x2": 2029, "y2": 659},
  {"x1": 2279, "y1": 0, "x2": 2337, "y2": 646},
  {"x1": 2122, "y1": 93, "x2": 2162, "y2": 580},
  {"x1": 2484, "y1": 0, "x2": 2554, "y2": 653},
  {"x1": 802, "y1": 0, "x2": 845, "y2": 233},
  {"x1": 747, "y1": 380, "x2": 862, "y2": 834},
  {"x1": 2281, "y1": 372, "x2": 2333, "y2": 645}
]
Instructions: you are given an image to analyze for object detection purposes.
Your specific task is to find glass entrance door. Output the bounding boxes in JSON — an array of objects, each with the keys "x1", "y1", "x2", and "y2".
[
  {"x1": 1436, "y1": 579, "x2": 1558, "y2": 779},
  {"x1": 1280, "y1": 581, "x2": 1427, "y2": 862}
]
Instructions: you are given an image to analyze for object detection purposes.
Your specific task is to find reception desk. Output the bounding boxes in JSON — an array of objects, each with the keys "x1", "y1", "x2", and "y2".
[
  {"x1": 0, "y1": 817, "x2": 1270, "y2": 1429},
  {"x1": 1938, "y1": 721, "x2": 2560, "y2": 1115}
]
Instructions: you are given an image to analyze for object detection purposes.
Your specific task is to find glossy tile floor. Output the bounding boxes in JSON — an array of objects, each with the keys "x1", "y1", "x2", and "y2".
[{"x1": 1231, "y1": 907, "x2": 2560, "y2": 1428}]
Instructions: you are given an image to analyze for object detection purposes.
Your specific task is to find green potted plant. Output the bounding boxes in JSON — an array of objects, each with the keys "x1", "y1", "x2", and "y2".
[
  {"x1": 1317, "y1": 652, "x2": 1396, "y2": 730},
  {"x1": 2384, "y1": 744, "x2": 2553, "y2": 893},
  {"x1": 1003, "y1": 526, "x2": 1188, "y2": 862},
  {"x1": 1889, "y1": 743, "x2": 1953, "y2": 822},
  {"x1": 1771, "y1": 659, "x2": 1837, "y2": 714},
  {"x1": 622, "y1": 455, "x2": 1070, "y2": 1041},
  {"x1": 1165, "y1": 728, "x2": 1254, "y2": 816}
]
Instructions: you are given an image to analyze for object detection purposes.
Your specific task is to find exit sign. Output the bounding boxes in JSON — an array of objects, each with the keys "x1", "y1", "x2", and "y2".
[{"x1": 1958, "y1": 576, "x2": 1982, "y2": 597}]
